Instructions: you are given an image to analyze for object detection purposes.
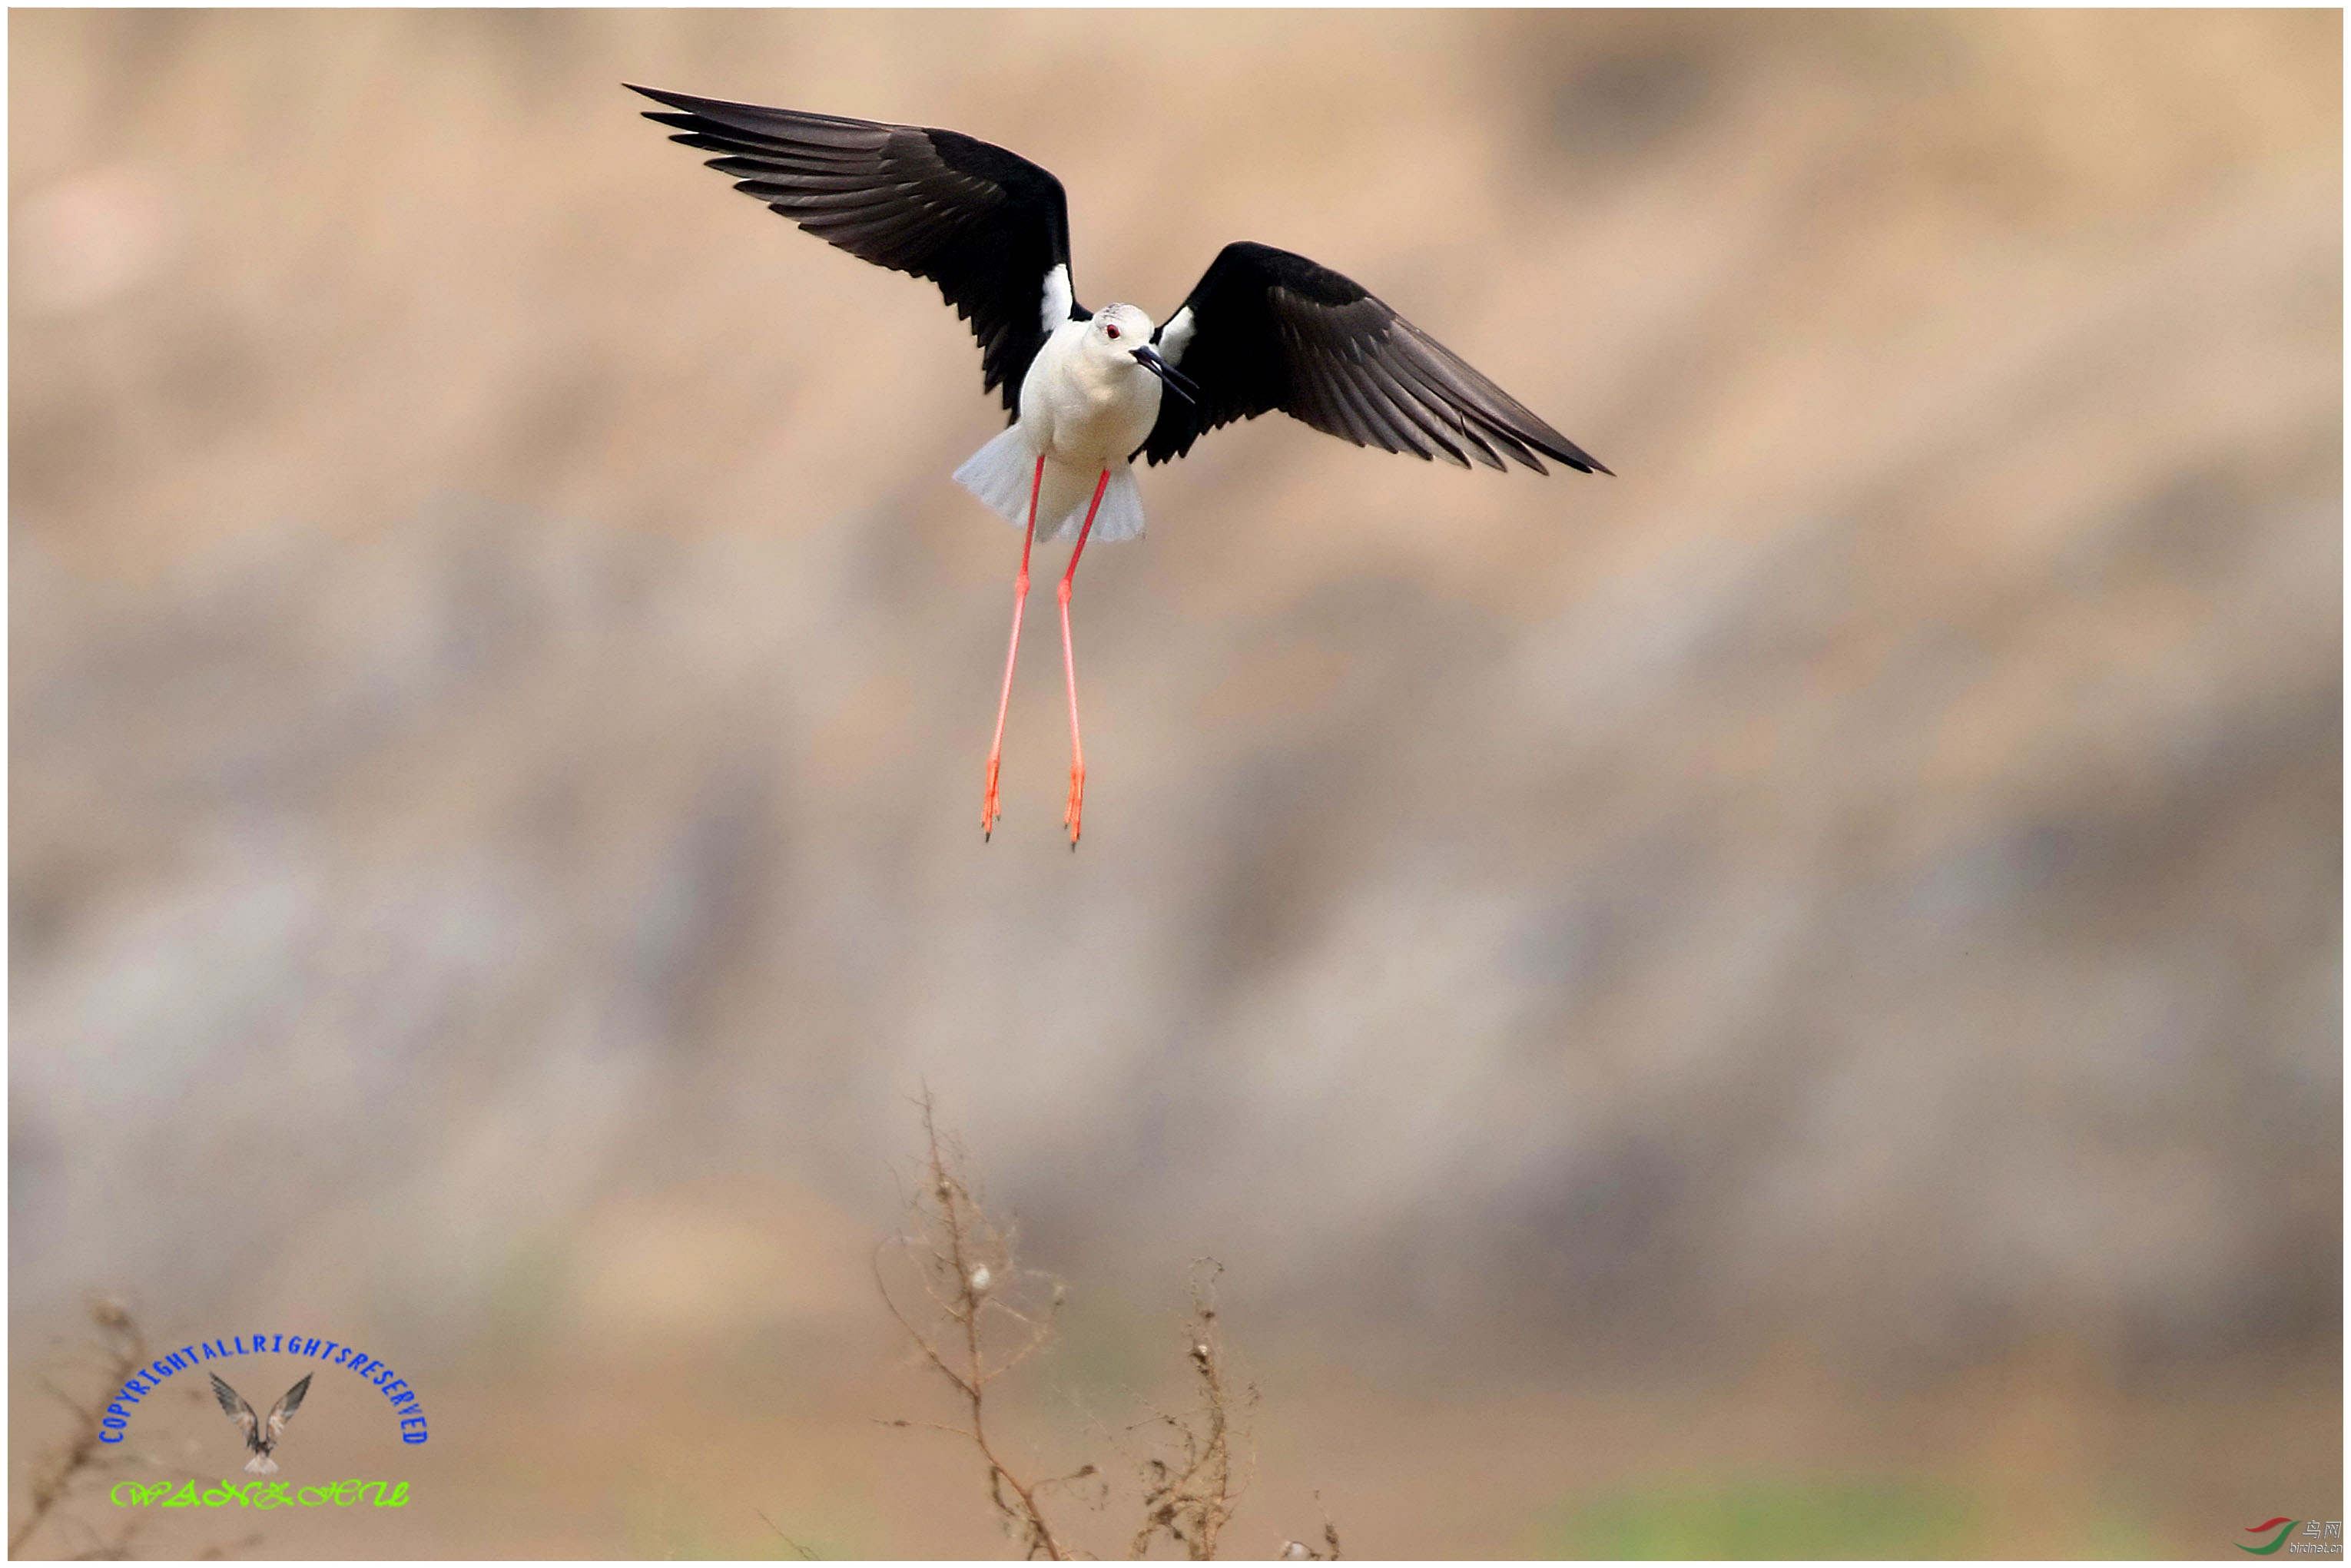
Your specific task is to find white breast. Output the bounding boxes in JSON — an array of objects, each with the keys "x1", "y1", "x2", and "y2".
[{"x1": 1019, "y1": 321, "x2": 1162, "y2": 469}]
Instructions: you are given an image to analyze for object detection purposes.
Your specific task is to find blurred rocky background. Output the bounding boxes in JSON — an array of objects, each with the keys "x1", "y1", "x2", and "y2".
[{"x1": 10, "y1": 8, "x2": 2339, "y2": 1558}]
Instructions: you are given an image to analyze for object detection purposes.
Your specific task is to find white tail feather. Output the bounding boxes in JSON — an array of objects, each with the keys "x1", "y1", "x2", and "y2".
[
  {"x1": 951, "y1": 425, "x2": 1038, "y2": 529},
  {"x1": 953, "y1": 428, "x2": 1147, "y2": 544},
  {"x1": 1073, "y1": 462, "x2": 1146, "y2": 544}
]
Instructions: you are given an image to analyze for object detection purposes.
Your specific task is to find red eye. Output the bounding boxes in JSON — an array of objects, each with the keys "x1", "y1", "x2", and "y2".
[{"x1": 1105, "y1": 323, "x2": 1121, "y2": 340}]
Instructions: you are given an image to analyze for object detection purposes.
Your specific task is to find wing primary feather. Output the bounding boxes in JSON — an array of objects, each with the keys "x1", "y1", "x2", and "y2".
[
  {"x1": 1397, "y1": 320, "x2": 1603, "y2": 472},
  {"x1": 1326, "y1": 362, "x2": 1415, "y2": 456},
  {"x1": 1350, "y1": 359, "x2": 1441, "y2": 459},
  {"x1": 630, "y1": 84, "x2": 1076, "y2": 415},
  {"x1": 211, "y1": 1374, "x2": 260, "y2": 1445},
  {"x1": 265, "y1": 1375, "x2": 313, "y2": 1443},
  {"x1": 1386, "y1": 340, "x2": 1548, "y2": 471},
  {"x1": 1280, "y1": 321, "x2": 1352, "y2": 442},
  {"x1": 1142, "y1": 240, "x2": 1606, "y2": 474},
  {"x1": 1364, "y1": 358, "x2": 1471, "y2": 467},
  {"x1": 1306, "y1": 340, "x2": 1397, "y2": 451},
  {"x1": 1384, "y1": 353, "x2": 1510, "y2": 469},
  {"x1": 1295, "y1": 345, "x2": 1366, "y2": 446},
  {"x1": 1318, "y1": 329, "x2": 1431, "y2": 457}
]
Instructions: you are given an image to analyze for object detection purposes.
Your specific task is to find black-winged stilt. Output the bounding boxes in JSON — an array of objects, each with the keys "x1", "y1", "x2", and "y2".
[{"x1": 630, "y1": 85, "x2": 1611, "y2": 847}]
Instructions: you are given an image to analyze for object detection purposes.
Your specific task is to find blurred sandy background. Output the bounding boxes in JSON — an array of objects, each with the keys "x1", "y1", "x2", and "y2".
[{"x1": 9, "y1": 8, "x2": 2341, "y2": 1559}]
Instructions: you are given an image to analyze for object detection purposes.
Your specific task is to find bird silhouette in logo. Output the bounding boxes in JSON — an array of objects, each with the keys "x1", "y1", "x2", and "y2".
[{"x1": 208, "y1": 1372, "x2": 310, "y2": 1474}]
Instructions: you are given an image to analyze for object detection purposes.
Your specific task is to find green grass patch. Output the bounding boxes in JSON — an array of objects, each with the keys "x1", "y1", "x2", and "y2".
[{"x1": 1540, "y1": 1477, "x2": 1981, "y2": 1559}]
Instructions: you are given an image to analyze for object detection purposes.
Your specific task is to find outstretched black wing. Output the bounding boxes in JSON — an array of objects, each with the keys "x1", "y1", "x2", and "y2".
[
  {"x1": 629, "y1": 85, "x2": 1083, "y2": 418},
  {"x1": 210, "y1": 1374, "x2": 260, "y2": 1451},
  {"x1": 264, "y1": 1374, "x2": 311, "y2": 1445},
  {"x1": 1141, "y1": 242, "x2": 1608, "y2": 475}
]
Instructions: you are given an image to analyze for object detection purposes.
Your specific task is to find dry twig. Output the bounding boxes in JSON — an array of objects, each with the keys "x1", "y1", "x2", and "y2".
[
  {"x1": 12, "y1": 1299, "x2": 149, "y2": 1558},
  {"x1": 756, "y1": 1510, "x2": 821, "y2": 1560},
  {"x1": 1276, "y1": 1493, "x2": 1345, "y2": 1560},
  {"x1": 874, "y1": 1091, "x2": 1082, "y2": 1560},
  {"x1": 1121, "y1": 1261, "x2": 1255, "y2": 1561},
  {"x1": 874, "y1": 1096, "x2": 1339, "y2": 1560}
]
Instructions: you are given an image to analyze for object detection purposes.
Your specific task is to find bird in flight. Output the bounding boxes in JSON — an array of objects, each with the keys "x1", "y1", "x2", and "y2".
[
  {"x1": 629, "y1": 86, "x2": 1610, "y2": 846},
  {"x1": 209, "y1": 1372, "x2": 310, "y2": 1474}
]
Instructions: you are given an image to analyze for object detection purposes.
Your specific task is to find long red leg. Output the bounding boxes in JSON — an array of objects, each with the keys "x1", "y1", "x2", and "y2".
[
  {"x1": 982, "y1": 452, "x2": 1047, "y2": 840},
  {"x1": 1059, "y1": 468, "x2": 1112, "y2": 848}
]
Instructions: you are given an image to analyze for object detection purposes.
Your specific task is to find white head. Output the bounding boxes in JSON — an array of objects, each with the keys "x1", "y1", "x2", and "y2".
[
  {"x1": 1086, "y1": 303, "x2": 1156, "y2": 361},
  {"x1": 1088, "y1": 303, "x2": 1198, "y2": 406}
]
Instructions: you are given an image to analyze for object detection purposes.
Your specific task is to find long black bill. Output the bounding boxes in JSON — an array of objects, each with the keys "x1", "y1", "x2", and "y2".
[{"x1": 1131, "y1": 344, "x2": 1199, "y2": 405}]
